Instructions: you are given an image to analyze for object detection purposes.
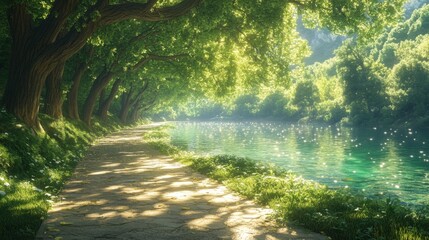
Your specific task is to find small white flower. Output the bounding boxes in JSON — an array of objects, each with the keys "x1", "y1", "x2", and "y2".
[{"x1": 4, "y1": 182, "x2": 10, "y2": 187}]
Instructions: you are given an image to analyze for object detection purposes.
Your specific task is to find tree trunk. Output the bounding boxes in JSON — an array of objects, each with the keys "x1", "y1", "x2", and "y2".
[
  {"x1": 82, "y1": 69, "x2": 114, "y2": 125},
  {"x1": 66, "y1": 62, "x2": 86, "y2": 120},
  {"x1": 3, "y1": 1, "x2": 199, "y2": 130},
  {"x1": 97, "y1": 88, "x2": 106, "y2": 116},
  {"x1": 3, "y1": 2, "x2": 82, "y2": 130},
  {"x1": 119, "y1": 90, "x2": 133, "y2": 123},
  {"x1": 44, "y1": 61, "x2": 65, "y2": 119},
  {"x1": 98, "y1": 78, "x2": 123, "y2": 120},
  {"x1": 130, "y1": 98, "x2": 155, "y2": 123},
  {"x1": 129, "y1": 103, "x2": 143, "y2": 123},
  {"x1": 3, "y1": 5, "x2": 45, "y2": 131},
  {"x1": 3, "y1": 59, "x2": 48, "y2": 131}
]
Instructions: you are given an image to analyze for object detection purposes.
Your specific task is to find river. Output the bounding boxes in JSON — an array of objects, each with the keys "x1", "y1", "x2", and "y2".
[{"x1": 168, "y1": 121, "x2": 429, "y2": 204}]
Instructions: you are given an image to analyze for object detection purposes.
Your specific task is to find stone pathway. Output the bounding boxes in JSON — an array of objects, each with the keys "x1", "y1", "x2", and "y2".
[{"x1": 36, "y1": 124, "x2": 327, "y2": 240}]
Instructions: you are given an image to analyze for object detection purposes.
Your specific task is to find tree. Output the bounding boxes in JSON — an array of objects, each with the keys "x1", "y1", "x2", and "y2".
[
  {"x1": 293, "y1": 80, "x2": 320, "y2": 118},
  {"x1": 1, "y1": 0, "x2": 406, "y2": 130},
  {"x1": 3, "y1": 0, "x2": 200, "y2": 130},
  {"x1": 97, "y1": 77, "x2": 123, "y2": 120},
  {"x1": 337, "y1": 41, "x2": 389, "y2": 124},
  {"x1": 391, "y1": 60, "x2": 429, "y2": 117},
  {"x1": 0, "y1": 5, "x2": 10, "y2": 95},
  {"x1": 258, "y1": 91, "x2": 289, "y2": 118},
  {"x1": 44, "y1": 61, "x2": 66, "y2": 118},
  {"x1": 388, "y1": 35, "x2": 429, "y2": 119},
  {"x1": 233, "y1": 95, "x2": 259, "y2": 118},
  {"x1": 66, "y1": 45, "x2": 94, "y2": 120}
]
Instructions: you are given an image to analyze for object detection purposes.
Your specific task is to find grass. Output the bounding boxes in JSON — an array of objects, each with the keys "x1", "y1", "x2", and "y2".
[
  {"x1": 144, "y1": 125, "x2": 429, "y2": 240},
  {"x1": 0, "y1": 111, "x2": 133, "y2": 240}
]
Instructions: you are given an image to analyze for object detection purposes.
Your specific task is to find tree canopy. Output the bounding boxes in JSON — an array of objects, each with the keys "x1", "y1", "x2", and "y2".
[{"x1": 0, "y1": 0, "x2": 407, "y2": 130}]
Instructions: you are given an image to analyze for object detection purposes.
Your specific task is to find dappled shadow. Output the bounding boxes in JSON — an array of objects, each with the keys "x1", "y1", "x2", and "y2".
[{"x1": 36, "y1": 124, "x2": 326, "y2": 240}]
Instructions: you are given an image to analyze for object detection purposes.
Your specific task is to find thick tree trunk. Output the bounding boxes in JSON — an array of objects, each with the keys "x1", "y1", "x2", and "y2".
[
  {"x1": 3, "y1": 2, "x2": 81, "y2": 130},
  {"x1": 66, "y1": 62, "x2": 86, "y2": 120},
  {"x1": 129, "y1": 103, "x2": 143, "y2": 123},
  {"x1": 119, "y1": 90, "x2": 133, "y2": 123},
  {"x1": 3, "y1": 0, "x2": 199, "y2": 130},
  {"x1": 97, "y1": 89, "x2": 106, "y2": 116},
  {"x1": 44, "y1": 61, "x2": 65, "y2": 119},
  {"x1": 82, "y1": 69, "x2": 114, "y2": 125},
  {"x1": 130, "y1": 98, "x2": 155, "y2": 123},
  {"x1": 3, "y1": 59, "x2": 49, "y2": 131},
  {"x1": 119, "y1": 81, "x2": 149, "y2": 123},
  {"x1": 98, "y1": 78, "x2": 123, "y2": 120},
  {"x1": 3, "y1": 5, "x2": 45, "y2": 131}
]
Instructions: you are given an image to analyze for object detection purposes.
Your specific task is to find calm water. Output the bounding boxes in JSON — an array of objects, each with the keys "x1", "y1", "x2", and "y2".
[{"x1": 168, "y1": 121, "x2": 429, "y2": 204}]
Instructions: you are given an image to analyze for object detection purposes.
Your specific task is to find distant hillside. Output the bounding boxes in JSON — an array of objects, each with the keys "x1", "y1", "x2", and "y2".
[
  {"x1": 297, "y1": 18, "x2": 344, "y2": 65},
  {"x1": 405, "y1": 0, "x2": 429, "y2": 17},
  {"x1": 298, "y1": 0, "x2": 429, "y2": 65}
]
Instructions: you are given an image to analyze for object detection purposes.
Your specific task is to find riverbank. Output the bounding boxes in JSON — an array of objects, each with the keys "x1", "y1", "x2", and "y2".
[
  {"x1": 36, "y1": 124, "x2": 326, "y2": 239},
  {"x1": 146, "y1": 124, "x2": 429, "y2": 239}
]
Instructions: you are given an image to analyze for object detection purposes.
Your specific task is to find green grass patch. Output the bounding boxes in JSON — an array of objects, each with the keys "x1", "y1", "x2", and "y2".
[
  {"x1": 144, "y1": 126, "x2": 429, "y2": 240},
  {"x1": 0, "y1": 111, "x2": 130, "y2": 240}
]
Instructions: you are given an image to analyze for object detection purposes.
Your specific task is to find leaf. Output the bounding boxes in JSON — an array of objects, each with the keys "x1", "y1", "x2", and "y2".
[
  {"x1": 59, "y1": 221, "x2": 73, "y2": 226},
  {"x1": 47, "y1": 227, "x2": 60, "y2": 232}
]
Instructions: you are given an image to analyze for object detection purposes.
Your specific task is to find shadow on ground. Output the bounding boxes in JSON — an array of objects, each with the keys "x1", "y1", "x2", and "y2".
[{"x1": 36, "y1": 125, "x2": 326, "y2": 240}]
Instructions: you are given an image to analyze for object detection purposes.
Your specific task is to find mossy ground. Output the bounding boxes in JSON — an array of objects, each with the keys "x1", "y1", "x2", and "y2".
[
  {"x1": 144, "y1": 125, "x2": 429, "y2": 240},
  {"x1": 0, "y1": 111, "x2": 135, "y2": 240}
]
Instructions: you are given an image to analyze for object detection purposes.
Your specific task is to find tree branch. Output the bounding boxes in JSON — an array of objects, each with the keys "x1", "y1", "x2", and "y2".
[
  {"x1": 37, "y1": 0, "x2": 198, "y2": 76},
  {"x1": 34, "y1": 0, "x2": 81, "y2": 45},
  {"x1": 115, "y1": 26, "x2": 160, "y2": 62},
  {"x1": 131, "y1": 53, "x2": 188, "y2": 70},
  {"x1": 130, "y1": 81, "x2": 149, "y2": 106},
  {"x1": 99, "y1": 0, "x2": 201, "y2": 25}
]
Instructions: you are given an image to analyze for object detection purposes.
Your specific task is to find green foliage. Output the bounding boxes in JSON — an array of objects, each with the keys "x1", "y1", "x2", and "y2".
[
  {"x1": 145, "y1": 126, "x2": 429, "y2": 240},
  {"x1": 0, "y1": 111, "x2": 122, "y2": 239},
  {"x1": 336, "y1": 41, "x2": 389, "y2": 125},
  {"x1": 232, "y1": 95, "x2": 260, "y2": 118},
  {"x1": 150, "y1": 3, "x2": 429, "y2": 127},
  {"x1": 389, "y1": 59, "x2": 429, "y2": 118},
  {"x1": 258, "y1": 91, "x2": 289, "y2": 119},
  {"x1": 293, "y1": 79, "x2": 320, "y2": 118}
]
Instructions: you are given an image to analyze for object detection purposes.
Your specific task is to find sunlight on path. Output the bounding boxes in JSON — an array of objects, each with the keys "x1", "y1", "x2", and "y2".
[{"x1": 36, "y1": 124, "x2": 327, "y2": 240}]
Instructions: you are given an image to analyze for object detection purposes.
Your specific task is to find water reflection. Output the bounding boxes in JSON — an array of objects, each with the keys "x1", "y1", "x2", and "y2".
[{"x1": 169, "y1": 121, "x2": 429, "y2": 204}]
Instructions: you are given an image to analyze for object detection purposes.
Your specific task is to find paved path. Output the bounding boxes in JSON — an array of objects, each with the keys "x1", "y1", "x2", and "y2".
[{"x1": 36, "y1": 124, "x2": 327, "y2": 240}]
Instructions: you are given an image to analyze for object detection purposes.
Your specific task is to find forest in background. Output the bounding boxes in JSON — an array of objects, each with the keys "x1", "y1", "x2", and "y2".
[
  {"x1": 0, "y1": 0, "x2": 411, "y2": 131},
  {"x1": 155, "y1": 1, "x2": 429, "y2": 128}
]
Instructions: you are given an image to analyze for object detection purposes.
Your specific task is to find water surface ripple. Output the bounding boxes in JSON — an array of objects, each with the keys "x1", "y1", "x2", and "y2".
[{"x1": 169, "y1": 121, "x2": 429, "y2": 204}]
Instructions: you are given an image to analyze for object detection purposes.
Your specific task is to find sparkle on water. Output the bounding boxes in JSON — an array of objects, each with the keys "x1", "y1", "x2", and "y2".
[{"x1": 169, "y1": 121, "x2": 429, "y2": 204}]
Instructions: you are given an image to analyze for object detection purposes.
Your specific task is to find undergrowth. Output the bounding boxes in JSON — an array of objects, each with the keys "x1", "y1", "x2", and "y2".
[
  {"x1": 0, "y1": 111, "x2": 126, "y2": 240},
  {"x1": 144, "y1": 125, "x2": 429, "y2": 240}
]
